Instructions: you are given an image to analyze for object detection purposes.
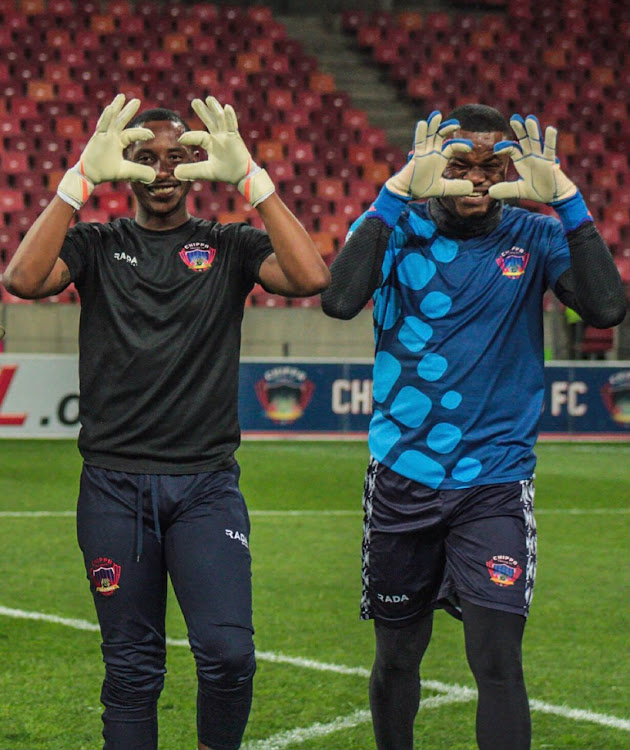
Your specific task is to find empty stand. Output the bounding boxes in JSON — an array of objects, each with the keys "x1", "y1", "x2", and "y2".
[{"x1": 1, "y1": 0, "x2": 626, "y2": 314}]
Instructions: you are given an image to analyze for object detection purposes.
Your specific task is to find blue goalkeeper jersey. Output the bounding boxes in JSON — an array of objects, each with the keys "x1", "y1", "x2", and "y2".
[{"x1": 360, "y1": 202, "x2": 571, "y2": 489}]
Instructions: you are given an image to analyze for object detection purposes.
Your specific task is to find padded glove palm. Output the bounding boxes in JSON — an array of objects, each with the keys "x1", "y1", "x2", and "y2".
[
  {"x1": 488, "y1": 114, "x2": 578, "y2": 204},
  {"x1": 386, "y1": 111, "x2": 474, "y2": 200},
  {"x1": 174, "y1": 97, "x2": 275, "y2": 208},
  {"x1": 57, "y1": 94, "x2": 156, "y2": 210}
]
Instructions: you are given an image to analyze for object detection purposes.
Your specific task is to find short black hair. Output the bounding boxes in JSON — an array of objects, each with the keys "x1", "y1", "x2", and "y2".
[
  {"x1": 126, "y1": 108, "x2": 190, "y2": 131},
  {"x1": 446, "y1": 104, "x2": 510, "y2": 135}
]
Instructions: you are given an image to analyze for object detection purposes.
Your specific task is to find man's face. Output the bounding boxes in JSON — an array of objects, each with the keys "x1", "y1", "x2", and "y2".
[
  {"x1": 442, "y1": 130, "x2": 509, "y2": 218},
  {"x1": 125, "y1": 120, "x2": 197, "y2": 220}
]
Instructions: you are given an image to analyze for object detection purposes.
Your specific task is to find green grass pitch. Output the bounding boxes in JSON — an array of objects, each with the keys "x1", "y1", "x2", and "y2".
[{"x1": 0, "y1": 440, "x2": 628, "y2": 749}]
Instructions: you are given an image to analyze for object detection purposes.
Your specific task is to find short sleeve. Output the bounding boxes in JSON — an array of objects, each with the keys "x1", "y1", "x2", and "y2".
[
  {"x1": 59, "y1": 222, "x2": 99, "y2": 285},
  {"x1": 223, "y1": 222, "x2": 274, "y2": 286}
]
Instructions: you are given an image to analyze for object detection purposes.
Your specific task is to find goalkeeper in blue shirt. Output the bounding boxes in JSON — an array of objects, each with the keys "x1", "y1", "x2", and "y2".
[{"x1": 322, "y1": 104, "x2": 626, "y2": 750}]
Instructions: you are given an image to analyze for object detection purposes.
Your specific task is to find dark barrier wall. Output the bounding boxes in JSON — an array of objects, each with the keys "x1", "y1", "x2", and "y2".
[
  {"x1": 0, "y1": 356, "x2": 628, "y2": 439},
  {"x1": 239, "y1": 360, "x2": 630, "y2": 438}
]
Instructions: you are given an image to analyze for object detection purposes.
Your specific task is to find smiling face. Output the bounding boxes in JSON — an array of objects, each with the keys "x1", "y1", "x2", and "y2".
[
  {"x1": 125, "y1": 119, "x2": 198, "y2": 230},
  {"x1": 442, "y1": 130, "x2": 510, "y2": 218}
]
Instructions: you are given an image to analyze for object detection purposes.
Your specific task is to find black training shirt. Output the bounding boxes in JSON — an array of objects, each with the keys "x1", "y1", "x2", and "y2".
[{"x1": 60, "y1": 216, "x2": 273, "y2": 474}]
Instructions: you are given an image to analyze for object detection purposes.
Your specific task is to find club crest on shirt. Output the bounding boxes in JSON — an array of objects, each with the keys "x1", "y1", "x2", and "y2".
[
  {"x1": 178, "y1": 242, "x2": 217, "y2": 272},
  {"x1": 496, "y1": 246, "x2": 530, "y2": 278},
  {"x1": 601, "y1": 370, "x2": 630, "y2": 425},
  {"x1": 89, "y1": 557, "x2": 121, "y2": 596},
  {"x1": 255, "y1": 366, "x2": 315, "y2": 424},
  {"x1": 486, "y1": 555, "x2": 522, "y2": 587}
]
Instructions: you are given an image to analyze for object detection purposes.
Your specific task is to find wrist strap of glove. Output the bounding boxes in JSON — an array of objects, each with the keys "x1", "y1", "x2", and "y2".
[
  {"x1": 368, "y1": 186, "x2": 411, "y2": 228},
  {"x1": 57, "y1": 163, "x2": 95, "y2": 210},
  {"x1": 237, "y1": 164, "x2": 275, "y2": 208},
  {"x1": 550, "y1": 191, "x2": 592, "y2": 233}
]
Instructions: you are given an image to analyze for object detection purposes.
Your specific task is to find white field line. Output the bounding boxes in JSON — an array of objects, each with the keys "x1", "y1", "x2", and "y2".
[
  {"x1": 0, "y1": 508, "x2": 628, "y2": 519},
  {"x1": 241, "y1": 691, "x2": 475, "y2": 750},
  {"x1": 0, "y1": 605, "x2": 628, "y2": 736}
]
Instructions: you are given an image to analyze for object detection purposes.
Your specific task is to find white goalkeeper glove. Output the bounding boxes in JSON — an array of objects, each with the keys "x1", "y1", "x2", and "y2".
[
  {"x1": 385, "y1": 111, "x2": 474, "y2": 200},
  {"x1": 174, "y1": 97, "x2": 275, "y2": 208},
  {"x1": 57, "y1": 94, "x2": 156, "y2": 210}
]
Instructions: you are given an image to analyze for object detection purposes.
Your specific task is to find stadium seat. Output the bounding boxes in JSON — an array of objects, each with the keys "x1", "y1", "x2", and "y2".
[
  {"x1": 0, "y1": 189, "x2": 25, "y2": 212},
  {"x1": 580, "y1": 327, "x2": 614, "y2": 359},
  {"x1": 96, "y1": 191, "x2": 131, "y2": 216},
  {"x1": 1, "y1": 152, "x2": 30, "y2": 175},
  {"x1": 255, "y1": 140, "x2": 285, "y2": 162}
]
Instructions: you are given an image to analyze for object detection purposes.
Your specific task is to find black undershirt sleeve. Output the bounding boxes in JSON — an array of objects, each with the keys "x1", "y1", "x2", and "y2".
[
  {"x1": 321, "y1": 217, "x2": 392, "y2": 320},
  {"x1": 554, "y1": 222, "x2": 627, "y2": 329}
]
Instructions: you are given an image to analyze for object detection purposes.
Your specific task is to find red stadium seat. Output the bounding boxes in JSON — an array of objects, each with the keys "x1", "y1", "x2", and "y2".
[
  {"x1": 266, "y1": 161, "x2": 296, "y2": 182},
  {"x1": 263, "y1": 125, "x2": 293, "y2": 147},
  {"x1": 286, "y1": 143, "x2": 315, "y2": 164},
  {"x1": 76, "y1": 207, "x2": 110, "y2": 224},
  {"x1": 320, "y1": 213, "x2": 350, "y2": 236},
  {"x1": 308, "y1": 72, "x2": 336, "y2": 93},
  {"x1": 96, "y1": 191, "x2": 131, "y2": 216},
  {"x1": 348, "y1": 145, "x2": 375, "y2": 166},
  {"x1": 580, "y1": 327, "x2": 614, "y2": 359},
  {"x1": 310, "y1": 232, "x2": 336, "y2": 259},
  {"x1": 347, "y1": 179, "x2": 377, "y2": 203},
  {"x1": 0, "y1": 189, "x2": 26, "y2": 212},
  {"x1": 396, "y1": 11, "x2": 423, "y2": 32},
  {"x1": 316, "y1": 178, "x2": 345, "y2": 200},
  {"x1": 255, "y1": 140, "x2": 285, "y2": 163},
  {"x1": 1, "y1": 152, "x2": 30, "y2": 175}
]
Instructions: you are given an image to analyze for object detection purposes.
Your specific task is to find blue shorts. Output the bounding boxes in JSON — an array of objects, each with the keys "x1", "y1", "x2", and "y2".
[{"x1": 361, "y1": 458, "x2": 537, "y2": 625}]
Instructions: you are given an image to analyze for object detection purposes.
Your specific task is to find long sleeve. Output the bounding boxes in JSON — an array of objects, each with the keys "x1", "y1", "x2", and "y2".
[
  {"x1": 322, "y1": 187, "x2": 410, "y2": 320},
  {"x1": 554, "y1": 222, "x2": 627, "y2": 328}
]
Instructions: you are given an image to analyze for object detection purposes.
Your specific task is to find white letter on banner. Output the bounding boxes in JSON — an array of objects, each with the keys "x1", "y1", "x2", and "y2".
[
  {"x1": 567, "y1": 382, "x2": 587, "y2": 416},
  {"x1": 351, "y1": 379, "x2": 373, "y2": 414},
  {"x1": 551, "y1": 381, "x2": 568, "y2": 416},
  {"x1": 332, "y1": 380, "x2": 351, "y2": 414}
]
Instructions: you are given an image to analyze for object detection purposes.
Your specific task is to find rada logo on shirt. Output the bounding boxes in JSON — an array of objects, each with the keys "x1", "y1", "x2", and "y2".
[
  {"x1": 179, "y1": 242, "x2": 217, "y2": 272},
  {"x1": 114, "y1": 251, "x2": 138, "y2": 266},
  {"x1": 496, "y1": 246, "x2": 530, "y2": 278}
]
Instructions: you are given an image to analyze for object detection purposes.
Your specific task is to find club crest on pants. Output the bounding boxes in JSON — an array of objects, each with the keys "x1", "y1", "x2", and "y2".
[
  {"x1": 486, "y1": 555, "x2": 522, "y2": 587},
  {"x1": 89, "y1": 557, "x2": 121, "y2": 596}
]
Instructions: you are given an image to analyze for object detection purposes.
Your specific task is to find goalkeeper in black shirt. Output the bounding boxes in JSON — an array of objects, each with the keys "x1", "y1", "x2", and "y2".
[{"x1": 2, "y1": 94, "x2": 330, "y2": 750}]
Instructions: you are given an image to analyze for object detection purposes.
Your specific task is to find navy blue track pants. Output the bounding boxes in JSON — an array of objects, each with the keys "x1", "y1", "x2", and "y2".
[{"x1": 76, "y1": 463, "x2": 255, "y2": 750}]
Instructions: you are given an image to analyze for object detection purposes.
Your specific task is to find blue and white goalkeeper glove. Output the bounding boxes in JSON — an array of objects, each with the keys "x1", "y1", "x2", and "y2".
[
  {"x1": 385, "y1": 111, "x2": 474, "y2": 200},
  {"x1": 488, "y1": 114, "x2": 592, "y2": 231}
]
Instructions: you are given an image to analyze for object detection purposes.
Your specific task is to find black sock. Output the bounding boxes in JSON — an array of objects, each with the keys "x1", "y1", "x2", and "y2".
[
  {"x1": 461, "y1": 600, "x2": 531, "y2": 750},
  {"x1": 369, "y1": 615, "x2": 433, "y2": 750}
]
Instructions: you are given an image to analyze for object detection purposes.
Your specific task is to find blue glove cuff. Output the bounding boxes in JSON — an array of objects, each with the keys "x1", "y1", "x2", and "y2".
[
  {"x1": 369, "y1": 186, "x2": 412, "y2": 228},
  {"x1": 550, "y1": 191, "x2": 593, "y2": 232}
]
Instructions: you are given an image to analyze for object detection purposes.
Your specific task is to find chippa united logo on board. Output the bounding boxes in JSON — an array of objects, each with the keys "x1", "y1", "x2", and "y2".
[
  {"x1": 89, "y1": 557, "x2": 121, "y2": 596},
  {"x1": 601, "y1": 370, "x2": 630, "y2": 425},
  {"x1": 486, "y1": 555, "x2": 522, "y2": 587},
  {"x1": 179, "y1": 242, "x2": 217, "y2": 272},
  {"x1": 255, "y1": 366, "x2": 315, "y2": 424},
  {"x1": 496, "y1": 246, "x2": 530, "y2": 278}
]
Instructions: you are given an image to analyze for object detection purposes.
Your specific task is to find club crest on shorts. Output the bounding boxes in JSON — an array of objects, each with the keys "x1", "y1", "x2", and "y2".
[
  {"x1": 255, "y1": 366, "x2": 315, "y2": 424},
  {"x1": 486, "y1": 555, "x2": 522, "y2": 587},
  {"x1": 89, "y1": 557, "x2": 121, "y2": 596},
  {"x1": 178, "y1": 242, "x2": 217, "y2": 272},
  {"x1": 496, "y1": 246, "x2": 530, "y2": 278}
]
